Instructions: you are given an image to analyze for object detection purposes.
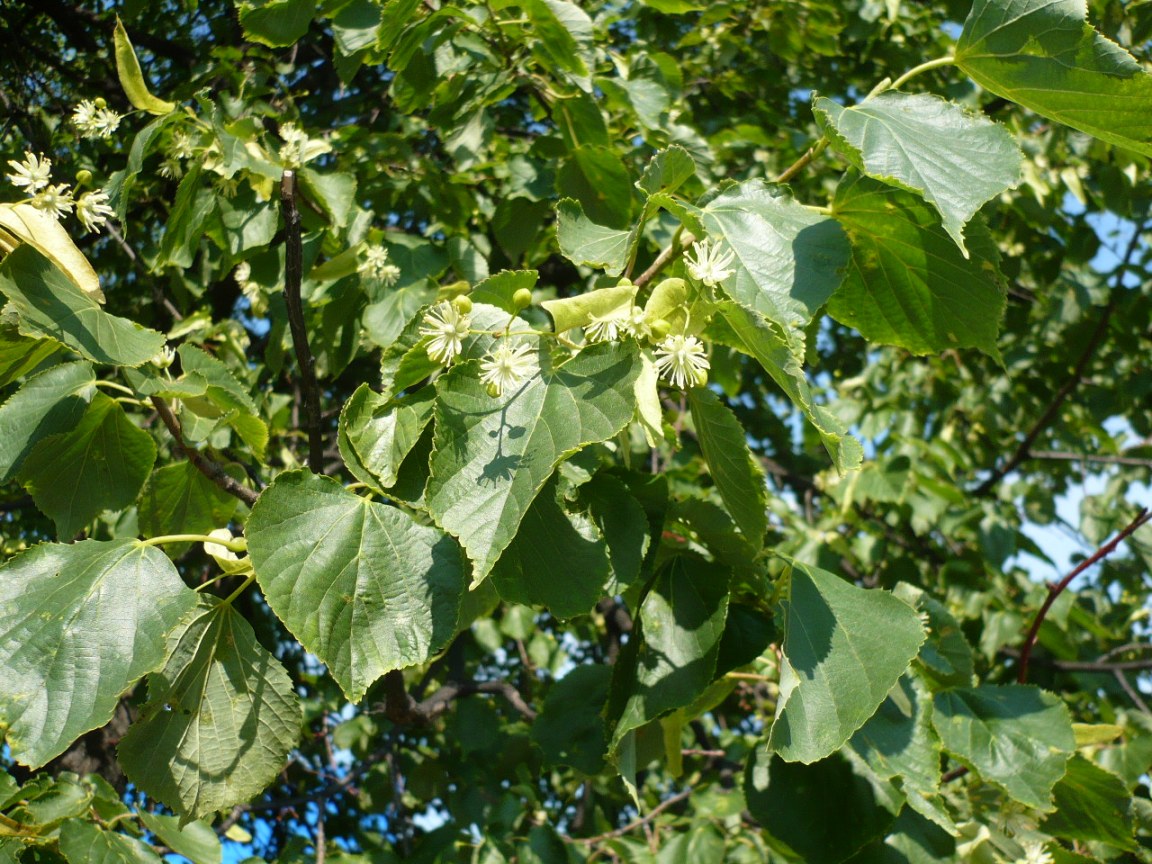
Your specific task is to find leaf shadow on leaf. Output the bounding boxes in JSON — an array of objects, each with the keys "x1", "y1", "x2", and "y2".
[
  {"x1": 788, "y1": 220, "x2": 850, "y2": 321},
  {"x1": 784, "y1": 575, "x2": 837, "y2": 671}
]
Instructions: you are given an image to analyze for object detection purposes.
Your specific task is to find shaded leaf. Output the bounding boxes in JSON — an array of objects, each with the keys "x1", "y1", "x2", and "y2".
[
  {"x1": 20, "y1": 393, "x2": 156, "y2": 539},
  {"x1": 0, "y1": 540, "x2": 196, "y2": 768},
  {"x1": 339, "y1": 385, "x2": 436, "y2": 491},
  {"x1": 829, "y1": 174, "x2": 1006, "y2": 357},
  {"x1": 137, "y1": 461, "x2": 240, "y2": 541},
  {"x1": 0, "y1": 246, "x2": 165, "y2": 367},
  {"x1": 118, "y1": 598, "x2": 302, "y2": 821},
  {"x1": 769, "y1": 561, "x2": 925, "y2": 764},
  {"x1": 815, "y1": 91, "x2": 1021, "y2": 255},
  {"x1": 532, "y1": 664, "x2": 612, "y2": 774},
  {"x1": 247, "y1": 471, "x2": 466, "y2": 702},
  {"x1": 1041, "y1": 756, "x2": 1136, "y2": 849},
  {"x1": 932, "y1": 684, "x2": 1074, "y2": 810},
  {"x1": 427, "y1": 342, "x2": 641, "y2": 586},
  {"x1": 555, "y1": 198, "x2": 638, "y2": 276},
  {"x1": 0, "y1": 360, "x2": 94, "y2": 482}
]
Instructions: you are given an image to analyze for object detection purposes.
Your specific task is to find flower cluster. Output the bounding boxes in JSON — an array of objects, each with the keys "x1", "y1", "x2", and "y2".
[
  {"x1": 5, "y1": 151, "x2": 114, "y2": 232},
  {"x1": 359, "y1": 244, "x2": 402, "y2": 286},
  {"x1": 278, "y1": 123, "x2": 331, "y2": 168},
  {"x1": 72, "y1": 99, "x2": 123, "y2": 140}
]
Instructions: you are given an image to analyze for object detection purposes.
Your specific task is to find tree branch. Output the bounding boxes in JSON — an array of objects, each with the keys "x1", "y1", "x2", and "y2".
[
  {"x1": 279, "y1": 171, "x2": 325, "y2": 474},
  {"x1": 974, "y1": 219, "x2": 1146, "y2": 497},
  {"x1": 151, "y1": 397, "x2": 259, "y2": 506},
  {"x1": 1017, "y1": 507, "x2": 1152, "y2": 684},
  {"x1": 1026, "y1": 450, "x2": 1152, "y2": 469},
  {"x1": 380, "y1": 669, "x2": 537, "y2": 724},
  {"x1": 567, "y1": 788, "x2": 692, "y2": 845}
]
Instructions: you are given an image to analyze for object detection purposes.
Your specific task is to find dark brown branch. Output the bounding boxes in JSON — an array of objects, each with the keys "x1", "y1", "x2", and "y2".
[
  {"x1": 1002, "y1": 643, "x2": 1152, "y2": 672},
  {"x1": 1017, "y1": 507, "x2": 1152, "y2": 684},
  {"x1": 151, "y1": 397, "x2": 259, "y2": 506},
  {"x1": 279, "y1": 171, "x2": 324, "y2": 474},
  {"x1": 974, "y1": 220, "x2": 1146, "y2": 496},
  {"x1": 381, "y1": 669, "x2": 537, "y2": 724}
]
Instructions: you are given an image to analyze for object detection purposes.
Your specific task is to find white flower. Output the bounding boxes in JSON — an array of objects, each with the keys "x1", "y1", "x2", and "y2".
[
  {"x1": 30, "y1": 184, "x2": 74, "y2": 220},
  {"x1": 684, "y1": 238, "x2": 736, "y2": 287},
  {"x1": 1014, "y1": 841, "x2": 1053, "y2": 864},
  {"x1": 169, "y1": 129, "x2": 196, "y2": 160},
  {"x1": 586, "y1": 310, "x2": 628, "y2": 343},
  {"x1": 379, "y1": 262, "x2": 401, "y2": 287},
  {"x1": 72, "y1": 100, "x2": 100, "y2": 136},
  {"x1": 624, "y1": 306, "x2": 650, "y2": 340},
  {"x1": 6, "y1": 152, "x2": 52, "y2": 194},
  {"x1": 203, "y1": 528, "x2": 240, "y2": 562},
  {"x1": 419, "y1": 301, "x2": 471, "y2": 365},
  {"x1": 479, "y1": 340, "x2": 537, "y2": 397},
  {"x1": 653, "y1": 333, "x2": 710, "y2": 389},
  {"x1": 92, "y1": 108, "x2": 123, "y2": 140},
  {"x1": 151, "y1": 344, "x2": 176, "y2": 369},
  {"x1": 278, "y1": 122, "x2": 331, "y2": 168},
  {"x1": 157, "y1": 158, "x2": 183, "y2": 180},
  {"x1": 359, "y1": 244, "x2": 391, "y2": 279},
  {"x1": 76, "y1": 189, "x2": 114, "y2": 233}
]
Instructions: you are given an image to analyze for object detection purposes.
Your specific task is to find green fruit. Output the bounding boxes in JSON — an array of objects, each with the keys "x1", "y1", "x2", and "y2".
[{"x1": 512, "y1": 288, "x2": 533, "y2": 310}]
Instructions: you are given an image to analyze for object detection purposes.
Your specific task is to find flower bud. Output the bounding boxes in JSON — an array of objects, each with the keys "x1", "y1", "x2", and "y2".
[
  {"x1": 75, "y1": 169, "x2": 93, "y2": 187},
  {"x1": 650, "y1": 318, "x2": 671, "y2": 339},
  {"x1": 452, "y1": 295, "x2": 473, "y2": 314},
  {"x1": 694, "y1": 369, "x2": 708, "y2": 387},
  {"x1": 512, "y1": 288, "x2": 533, "y2": 310},
  {"x1": 94, "y1": 97, "x2": 107, "y2": 109},
  {"x1": 485, "y1": 381, "x2": 503, "y2": 398}
]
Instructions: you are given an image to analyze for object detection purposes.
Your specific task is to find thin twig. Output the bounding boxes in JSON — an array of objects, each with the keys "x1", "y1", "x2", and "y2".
[
  {"x1": 634, "y1": 232, "x2": 688, "y2": 290},
  {"x1": 1114, "y1": 668, "x2": 1152, "y2": 714},
  {"x1": 314, "y1": 806, "x2": 326, "y2": 864},
  {"x1": 975, "y1": 219, "x2": 1146, "y2": 497},
  {"x1": 1017, "y1": 507, "x2": 1152, "y2": 684},
  {"x1": 774, "y1": 138, "x2": 829, "y2": 184},
  {"x1": 568, "y1": 788, "x2": 692, "y2": 845},
  {"x1": 151, "y1": 397, "x2": 259, "y2": 506},
  {"x1": 1027, "y1": 450, "x2": 1152, "y2": 469},
  {"x1": 279, "y1": 171, "x2": 325, "y2": 474}
]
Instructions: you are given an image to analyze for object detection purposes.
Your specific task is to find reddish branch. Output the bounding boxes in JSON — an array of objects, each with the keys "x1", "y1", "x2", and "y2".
[
  {"x1": 279, "y1": 171, "x2": 325, "y2": 474},
  {"x1": 1017, "y1": 507, "x2": 1152, "y2": 684},
  {"x1": 151, "y1": 397, "x2": 259, "y2": 506}
]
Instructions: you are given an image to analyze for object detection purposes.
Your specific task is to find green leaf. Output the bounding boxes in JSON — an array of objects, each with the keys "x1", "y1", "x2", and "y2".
[
  {"x1": 138, "y1": 813, "x2": 222, "y2": 864},
  {"x1": 137, "y1": 461, "x2": 240, "y2": 541},
  {"x1": 688, "y1": 387, "x2": 767, "y2": 549},
  {"x1": 541, "y1": 283, "x2": 637, "y2": 334},
  {"x1": 849, "y1": 675, "x2": 952, "y2": 831},
  {"x1": 427, "y1": 342, "x2": 641, "y2": 586},
  {"x1": 636, "y1": 145, "x2": 696, "y2": 197},
  {"x1": 814, "y1": 92, "x2": 1021, "y2": 255},
  {"x1": 238, "y1": 0, "x2": 315, "y2": 47},
  {"x1": 844, "y1": 808, "x2": 957, "y2": 864},
  {"x1": 955, "y1": 0, "x2": 1152, "y2": 156},
  {"x1": 160, "y1": 166, "x2": 217, "y2": 269},
  {"x1": 300, "y1": 169, "x2": 357, "y2": 229},
  {"x1": 118, "y1": 598, "x2": 303, "y2": 821},
  {"x1": 1041, "y1": 755, "x2": 1136, "y2": 850},
  {"x1": 525, "y1": 0, "x2": 594, "y2": 81},
  {"x1": 0, "y1": 246, "x2": 166, "y2": 368},
  {"x1": 471, "y1": 270, "x2": 539, "y2": 316},
  {"x1": 745, "y1": 749, "x2": 894, "y2": 864},
  {"x1": 609, "y1": 555, "x2": 729, "y2": 749},
  {"x1": 60, "y1": 820, "x2": 163, "y2": 864},
  {"x1": 531, "y1": 664, "x2": 612, "y2": 774},
  {"x1": 20, "y1": 393, "x2": 156, "y2": 539},
  {"x1": 331, "y1": 0, "x2": 382, "y2": 55},
  {"x1": 339, "y1": 385, "x2": 436, "y2": 490},
  {"x1": 555, "y1": 198, "x2": 638, "y2": 277},
  {"x1": 714, "y1": 303, "x2": 862, "y2": 473},
  {"x1": 0, "y1": 315, "x2": 60, "y2": 388},
  {"x1": 247, "y1": 471, "x2": 466, "y2": 702},
  {"x1": 578, "y1": 471, "x2": 651, "y2": 595},
  {"x1": 491, "y1": 477, "x2": 610, "y2": 619},
  {"x1": 0, "y1": 539, "x2": 196, "y2": 768},
  {"x1": 932, "y1": 684, "x2": 1075, "y2": 810},
  {"x1": 769, "y1": 561, "x2": 925, "y2": 764},
  {"x1": 828, "y1": 174, "x2": 1006, "y2": 358},
  {"x1": 113, "y1": 18, "x2": 176, "y2": 115},
  {"x1": 0, "y1": 360, "x2": 94, "y2": 482},
  {"x1": 557, "y1": 145, "x2": 634, "y2": 230},
  {"x1": 699, "y1": 179, "x2": 850, "y2": 330},
  {"x1": 893, "y1": 583, "x2": 974, "y2": 689}
]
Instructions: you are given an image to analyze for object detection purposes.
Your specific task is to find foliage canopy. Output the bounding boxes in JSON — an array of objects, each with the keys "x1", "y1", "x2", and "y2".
[{"x1": 2, "y1": 0, "x2": 1152, "y2": 862}]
